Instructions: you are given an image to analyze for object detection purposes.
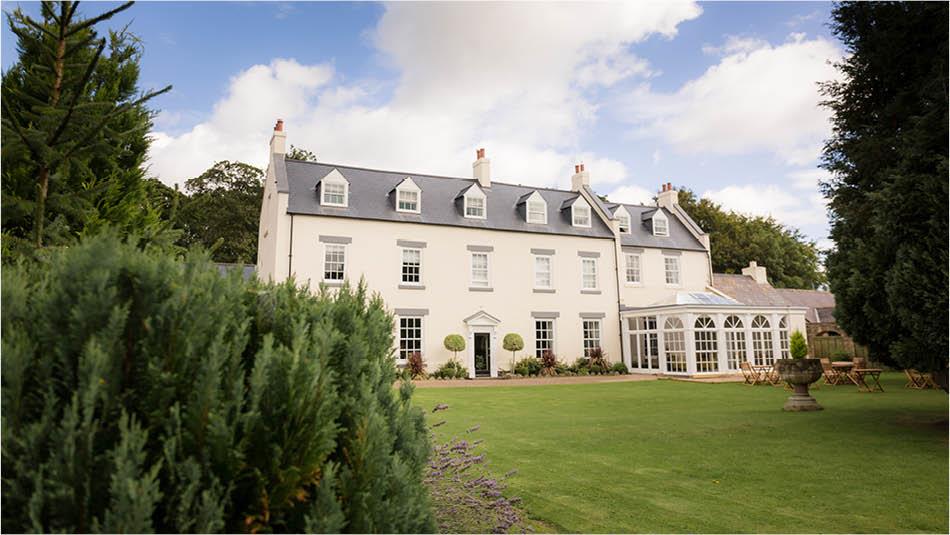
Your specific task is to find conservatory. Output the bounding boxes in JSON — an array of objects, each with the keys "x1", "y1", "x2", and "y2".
[{"x1": 620, "y1": 293, "x2": 808, "y2": 376}]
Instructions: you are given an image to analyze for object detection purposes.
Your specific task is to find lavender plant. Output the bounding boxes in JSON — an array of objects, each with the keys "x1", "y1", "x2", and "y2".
[{"x1": 425, "y1": 404, "x2": 530, "y2": 533}]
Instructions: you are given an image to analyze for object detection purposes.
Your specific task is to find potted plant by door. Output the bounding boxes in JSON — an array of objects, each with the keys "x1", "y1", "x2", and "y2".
[{"x1": 776, "y1": 330, "x2": 823, "y2": 411}]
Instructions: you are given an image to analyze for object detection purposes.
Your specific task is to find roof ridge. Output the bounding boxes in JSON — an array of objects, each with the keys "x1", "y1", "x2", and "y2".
[{"x1": 286, "y1": 158, "x2": 585, "y2": 196}]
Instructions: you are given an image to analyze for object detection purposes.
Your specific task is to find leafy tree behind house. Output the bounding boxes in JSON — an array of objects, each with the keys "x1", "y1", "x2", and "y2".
[
  {"x1": 819, "y1": 1, "x2": 948, "y2": 386},
  {"x1": 176, "y1": 160, "x2": 263, "y2": 263},
  {"x1": 676, "y1": 189, "x2": 825, "y2": 289},
  {"x1": 1, "y1": 1, "x2": 171, "y2": 253}
]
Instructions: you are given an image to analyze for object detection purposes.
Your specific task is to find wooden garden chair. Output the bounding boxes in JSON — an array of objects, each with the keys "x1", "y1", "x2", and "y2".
[
  {"x1": 820, "y1": 358, "x2": 837, "y2": 385},
  {"x1": 740, "y1": 361, "x2": 761, "y2": 385},
  {"x1": 764, "y1": 365, "x2": 784, "y2": 387},
  {"x1": 905, "y1": 369, "x2": 937, "y2": 389}
]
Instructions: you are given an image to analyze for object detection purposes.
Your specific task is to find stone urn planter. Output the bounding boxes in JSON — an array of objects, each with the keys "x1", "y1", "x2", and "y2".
[{"x1": 775, "y1": 358, "x2": 824, "y2": 411}]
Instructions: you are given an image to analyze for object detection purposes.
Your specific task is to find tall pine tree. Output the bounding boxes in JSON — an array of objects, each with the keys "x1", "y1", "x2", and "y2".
[
  {"x1": 820, "y1": 2, "x2": 948, "y2": 388},
  {"x1": 1, "y1": 1, "x2": 171, "y2": 253}
]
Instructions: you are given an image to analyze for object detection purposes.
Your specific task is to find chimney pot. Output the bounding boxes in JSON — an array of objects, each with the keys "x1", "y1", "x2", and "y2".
[
  {"x1": 667, "y1": 181, "x2": 672, "y2": 190},
  {"x1": 275, "y1": 119, "x2": 284, "y2": 132},
  {"x1": 580, "y1": 163, "x2": 585, "y2": 172}
]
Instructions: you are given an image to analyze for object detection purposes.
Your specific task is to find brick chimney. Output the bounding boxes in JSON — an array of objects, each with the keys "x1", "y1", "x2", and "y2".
[
  {"x1": 742, "y1": 260, "x2": 769, "y2": 284},
  {"x1": 270, "y1": 119, "x2": 286, "y2": 155},
  {"x1": 657, "y1": 181, "x2": 678, "y2": 210},
  {"x1": 473, "y1": 148, "x2": 490, "y2": 188},
  {"x1": 571, "y1": 163, "x2": 590, "y2": 192}
]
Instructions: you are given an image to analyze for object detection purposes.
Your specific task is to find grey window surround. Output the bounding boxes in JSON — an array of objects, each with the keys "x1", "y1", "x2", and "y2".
[
  {"x1": 581, "y1": 289, "x2": 602, "y2": 295},
  {"x1": 394, "y1": 308, "x2": 429, "y2": 316},
  {"x1": 397, "y1": 239, "x2": 427, "y2": 249},
  {"x1": 469, "y1": 286, "x2": 494, "y2": 292},
  {"x1": 531, "y1": 248, "x2": 556, "y2": 255},
  {"x1": 533, "y1": 288, "x2": 556, "y2": 294},
  {"x1": 322, "y1": 280, "x2": 344, "y2": 287},
  {"x1": 319, "y1": 235, "x2": 352, "y2": 244},
  {"x1": 467, "y1": 245, "x2": 494, "y2": 252},
  {"x1": 662, "y1": 249, "x2": 683, "y2": 256},
  {"x1": 580, "y1": 312, "x2": 607, "y2": 319},
  {"x1": 398, "y1": 284, "x2": 426, "y2": 290},
  {"x1": 622, "y1": 246, "x2": 645, "y2": 253},
  {"x1": 531, "y1": 311, "x2": 560, "y2": 319},
  {"x1": 577, "y1": 251, "x2": 600, "y2": 258}
]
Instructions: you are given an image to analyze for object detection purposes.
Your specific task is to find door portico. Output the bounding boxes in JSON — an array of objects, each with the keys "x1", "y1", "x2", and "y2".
[{"x1": 463, "y1": 310, "x2": 501, "y2": 379}]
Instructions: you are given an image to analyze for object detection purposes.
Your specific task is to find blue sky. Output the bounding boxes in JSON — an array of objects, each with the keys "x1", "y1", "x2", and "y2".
[{"x1": 2, "y1": 2, "x2": 840, "y2": 245}]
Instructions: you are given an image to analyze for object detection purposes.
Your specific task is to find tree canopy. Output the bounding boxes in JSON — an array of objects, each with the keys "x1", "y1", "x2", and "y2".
[
  {"x1": 1, "y1": 1, "x2": 170, "y2": 254},
  {"x1": 676, "y1": 189, "x2": 825, "y2": 289},
  {"x1": 819, "y1": 2, "x2": 948, "y2": 385}
]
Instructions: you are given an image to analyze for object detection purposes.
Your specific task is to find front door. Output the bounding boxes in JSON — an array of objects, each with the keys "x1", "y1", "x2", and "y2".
[{"x1": 474, "y1": 332, "x2": 491, "y2": 377}]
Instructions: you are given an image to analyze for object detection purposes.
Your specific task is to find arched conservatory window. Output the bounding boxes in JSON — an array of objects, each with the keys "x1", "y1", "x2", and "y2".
[
  {"x1": 724, "y1": 315, "x2": 746, "y2": 370},
  {"x1": 751, "y1": 315, "x2": 774, "y2": 365},
  {"x1": 694, "y1": 315, "x2": 719, "y2": 372},
  {"x1": 779, "y1": 316, "x2": 790, "y2": 359},
  {"x1": 663, "y1": 317, "x2": 687, "y2": 373}
]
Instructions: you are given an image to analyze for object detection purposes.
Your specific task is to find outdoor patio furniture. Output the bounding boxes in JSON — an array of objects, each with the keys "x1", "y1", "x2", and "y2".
[
  {"x1": 903, "y1": 369, "x2": 937, "y2": 389},
  {"x1": 831, "y1": 361, "x2": 856, "y2": 386},
  {"x1": 751, "y1": 364, "x2": 772, "y2": 386},
  {"x1": 740, "y1": 361, "x2": 761, "y2": 385},
  {"x1": 820, "y1": 358, "x2": 837, "y2": 385},
  {"x1": 852, "y1": 367, "x2": 884, "y2": 392}
]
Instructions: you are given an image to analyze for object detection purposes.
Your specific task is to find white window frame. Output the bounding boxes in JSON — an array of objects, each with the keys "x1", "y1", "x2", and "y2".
[
  {"x1": 617, "y1": 213, "x2": 631, "y2": 234},
  {"x1": 582, "y1": 319, "x2": 602, "y2": 357},
  {"x1": 397, "y1": 315, "x2": 423, "y2": 364},
  {"x1": 533, "y1": 254, "x2": 553, "y2": 289},
  {"x1": 397, "y1": 189, "x2": 420, "y2": 213},
  {"x1": 464, "y1": 187, "x2": 487, "y2": 219},
  {"x1": 527, "y1": 198, "x2": 547, "y2": 224},
  {"x1": 323, "y1": 243, "x2": 346, "y2": 282},
  {"x1": 321, "y1": 180, "x2": 348, "y2": 207},
  {"x1": 400, "y1": 247, "x2": 423, "y2": 285},
  {"x1": 624, "y1": 253, "x2": 641, "y2": 285},
  {"x1": 470, "y1": 252, "x2": 490, "y2": 287},
  {"x1": 572, "y1": 202, "x2": 592, "y2": 228},
  {"x1": 581, "y1": 258, "x2": 598, "y2": 290},
  {"x1": 653, "y1": 212, "x2": 669, "y2": 236},
  {"x1": 535, "y1": 319, "x2": 555, "y2": 358},
  {"x1": 664, "y1": 255, "x2": 681, "y2": 286}
]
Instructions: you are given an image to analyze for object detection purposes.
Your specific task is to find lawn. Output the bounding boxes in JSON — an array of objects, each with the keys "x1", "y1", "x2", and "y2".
[{"x1": 413, "y1": 374, "x2": 948, "y2": 533}]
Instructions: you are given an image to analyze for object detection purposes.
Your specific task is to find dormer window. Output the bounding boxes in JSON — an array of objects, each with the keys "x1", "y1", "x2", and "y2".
[
  {"x1": 615, "y1": 206, "x2": 631, "y2": 234},
  {"x1": 395, "y1": 177, "x2": 421, "y2": 213},
  {"x1": 572, "y1": 201, "x2": 591, "y2": 228},
  {"x1": 653, "y1": 212, "x2": 669, "y2": 236},
  {"x1": 523, "y1": 191, "x2": 547, "y2": 224},
  {"x1": 462, "y1": 185, "x2": 487, "y2": 219},
  {"x1": 319, "y1": 169, "x2": 349, "y2": 207}
]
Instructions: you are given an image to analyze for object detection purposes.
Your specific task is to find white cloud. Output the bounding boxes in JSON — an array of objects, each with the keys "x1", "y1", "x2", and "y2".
[
  {"x1": 701, "y1": 183, "x2": 828, "y2": 229},
  {"x1": 606, "y1": 184, "x2": 654, "y2": 206},
  {"x1": 147, "y1": 2, "x2": 702, "y2": 187},
  {"x1": 621, "y1": 34, "x2": 843, "y2": 165}
]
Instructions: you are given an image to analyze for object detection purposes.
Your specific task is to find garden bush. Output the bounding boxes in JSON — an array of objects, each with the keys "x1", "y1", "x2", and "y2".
[
  {"x1": 588, "y1": 346, "x2": 610, "y2": 369},
  {"x1": 407, "y1": 351, "x2": 427, "y2": 379},
  {"x1": 432, "y1": 358, "x2": 468, "y2": 379},
  {"x1": 539, "y1": 350, "x2": 558, "y2": 376},
  {"x1": 1, "y1": 233, "x2": 434, "y2": 533},
  {"x1": 611, "y1": 361, "x2": 629, "y2": 374},
  {"x1": 513, "y1": 357, "x2": 542, "y2": 377},
  {"x1": 790, "y1": 330, "x2": 808, "y2": 359},
  {"x1": 443, "y1": 334, "x2": 465, "y2": 359}
]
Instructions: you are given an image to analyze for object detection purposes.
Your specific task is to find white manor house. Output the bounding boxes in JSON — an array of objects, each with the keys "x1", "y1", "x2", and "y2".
[{"x1": 257, "y1": 121, "x2": 808, "y2": 378}]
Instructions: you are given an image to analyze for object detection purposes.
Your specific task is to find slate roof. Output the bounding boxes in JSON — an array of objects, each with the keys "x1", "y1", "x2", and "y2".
[
  {"x1": 604, "y1": 202, "x2": 706, "y2": 252},
  {"x1": 712, "y1": 273, "x2": 836, "y2": 322}
]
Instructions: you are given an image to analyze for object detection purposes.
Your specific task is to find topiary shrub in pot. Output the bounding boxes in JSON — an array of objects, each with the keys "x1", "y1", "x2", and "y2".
[
  {"x1": 776, "y1": 330, "x2": 824, "y2": 411},
  {"x1": 503, "y1": 333, "x2": 524, "y2": 375}
]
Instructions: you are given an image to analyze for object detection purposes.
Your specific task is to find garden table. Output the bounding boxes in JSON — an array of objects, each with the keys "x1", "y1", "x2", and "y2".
[{"x1": 831, "y1": 362, "x2": 857, "y2": 386}]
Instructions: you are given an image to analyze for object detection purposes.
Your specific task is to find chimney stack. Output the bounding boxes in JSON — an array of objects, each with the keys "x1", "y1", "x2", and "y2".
[
  {"x1": 270, "y1": 118, "x2": 286, "y2": 155},
  {"x1": 571, "y1": 163, "x2": 590, "y2": 192},
  {"x1": 473, "y1": 148, "x2": 491, "y2": 188},
  {"x1": 741, "y1": 260, "x2": 769, "y2": 285},
  {"x1": 657, "y1": 181, "x2": 678, "y2": 210}
]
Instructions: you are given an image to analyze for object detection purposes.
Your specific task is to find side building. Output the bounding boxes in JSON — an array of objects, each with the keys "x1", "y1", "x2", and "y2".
[{"x1": 258, "y1": 120, "x2": 808, "y2": 377}]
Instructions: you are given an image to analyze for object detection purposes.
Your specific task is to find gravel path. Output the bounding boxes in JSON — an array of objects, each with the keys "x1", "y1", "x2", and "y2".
[{"x1": 412, "y1": 374, "x2": 657, "y2": 388}]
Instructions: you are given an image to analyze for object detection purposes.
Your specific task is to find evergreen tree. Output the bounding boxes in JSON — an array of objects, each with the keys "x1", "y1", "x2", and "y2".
[
  {"x1": 1, "y1": 1, "x2": 171, "y2": 252},
  {"x1": 176, "y1": 160, "x2": 263, "y2": 263},
  {"x1": 820, "y1": 2, "x2": 948, "y2": 387},
  {"x1": 677, "y1": 189, "x2": 825, "y2": 289},
  {"x1": 2, "y1": 233, "x2": 434, "y2": 532}
]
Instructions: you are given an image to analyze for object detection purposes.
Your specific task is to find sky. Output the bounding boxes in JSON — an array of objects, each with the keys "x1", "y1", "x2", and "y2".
[{"x1": 1, "y1": 1, "x2": 842, "y2": 246}]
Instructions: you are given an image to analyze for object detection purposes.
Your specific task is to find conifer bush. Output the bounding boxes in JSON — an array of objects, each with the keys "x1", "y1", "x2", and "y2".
[{"x1": 1, "y1": 233, "x2": 434, "y2": 533}]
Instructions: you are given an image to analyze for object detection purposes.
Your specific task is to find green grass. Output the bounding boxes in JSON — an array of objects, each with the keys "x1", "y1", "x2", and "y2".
[{"x1": 413, "y1": 374, "x2": 948, "y2": 533}]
